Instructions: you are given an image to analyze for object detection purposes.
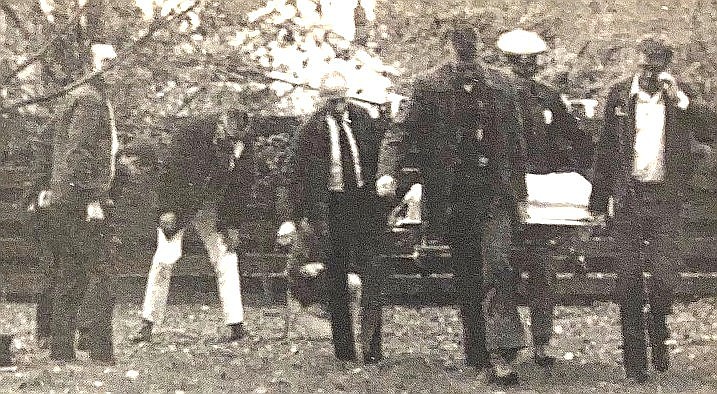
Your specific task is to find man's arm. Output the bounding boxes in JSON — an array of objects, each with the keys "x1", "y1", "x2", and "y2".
[
  {"x1": 673, "y1": 81, "x2": 717, "y2": 145},
  {"x1": 283, "y1": 117, "x2": 313, "y2": 223},
  {"x1": 497, "y1": 88, "x2": 528, "y2": 210},
  {"x1": 376, "y1": 81, "x2": 427, "y2": 195},
  {"x1": 24, "y1": 122, "x2": 54, "y2": 209},
  {"x1": 551, "y1": 92, "x2": 595, "y2": 173},
  {"x1": 589, "y1": 86, "x2": 621, "y2": 214}
]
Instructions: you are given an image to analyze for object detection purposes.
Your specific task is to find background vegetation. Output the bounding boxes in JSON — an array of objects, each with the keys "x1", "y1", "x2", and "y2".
[{"x1": 1, "y1": 0, "x2": 717, "y2": 262}]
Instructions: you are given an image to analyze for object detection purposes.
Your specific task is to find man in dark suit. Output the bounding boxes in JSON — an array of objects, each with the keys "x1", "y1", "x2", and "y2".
[
  {"x1": 590, "y1": 37, "x2": 716, "y2": 383},
  {"x1": 496, "y1": 28, "x2": 594, "y2": 367},
  {"x1": 27, "y1": 43, "x2": 119, "y2": 363},
  {"x1": 131, "y1": 109, "x2": 253, "y2": 344},
  {"x1": 278, "y1": 84, "x2": 390, "y2": 364},
  {"x1": 376, "y1": 25, "x2": 526, "y2": 385}
]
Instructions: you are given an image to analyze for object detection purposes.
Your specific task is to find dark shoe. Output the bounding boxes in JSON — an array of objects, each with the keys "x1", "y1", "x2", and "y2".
[
  {"x1": 487, "y1": 353, "x2": 519, "y2": 387},
  {"x1": 130, "y1": 320, "x2": 153, "y2": 344},
  {"x1": 652, "y1": 344, "x2": 669, "y2": 372},
  {"x1": 0, "y1": 335, "x2": 13, "y2": 368},
  {"x1": 626, "y1": 368, "x2": 649, "y2": 384},
  {"x1": 36, "y1": 336, "x2": 50, "y2": 350},
  {"x1": 50, "y1": 336, "x2": 76, "y2": 362},
  {"x1": 76, "y1": 330, "x2": 90, "y2": 351},
  {"x1": 487, "y1": 366, "x2": 519, "y2": 387},
  {"x1": 363, "y1": 351, "x2": 383, "y2": 365},
  {"x1": 534, "y1": 344, "x2": 556, "y2": 367},
  {"x1": 227, "y1": 323, "x2": 249, "y2": 342}
]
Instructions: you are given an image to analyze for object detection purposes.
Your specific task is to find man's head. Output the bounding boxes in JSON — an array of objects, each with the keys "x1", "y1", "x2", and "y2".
[
  {"x1": 496, "y1": 29, "x2": 548, "y2": 79},
  {"x1": 219, "y1": 109, "x2": 251, "y2": 142},
  {"x1": 636, "y1": 37, "x2": 673, "y2": 93},
  {"x1": 450, "y1": 24, "x2": 479, "y2": 65}
]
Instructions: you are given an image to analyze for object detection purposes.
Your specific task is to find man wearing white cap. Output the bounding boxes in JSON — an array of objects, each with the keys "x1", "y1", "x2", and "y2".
[
  {"x1": 496, "y1": 28, "x2": 594, "y2": 367},
  {"x1": 30, "y1": 42, "x2": 119, "y2": 363},
  {"x1": 278, "y1": 78, "x2": 391, "y2": 364}
]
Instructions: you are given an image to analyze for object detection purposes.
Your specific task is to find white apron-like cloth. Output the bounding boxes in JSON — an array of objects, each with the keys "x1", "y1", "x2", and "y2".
[{"x1": 141, "y1": 202, "x2": 245, "y2": 325}]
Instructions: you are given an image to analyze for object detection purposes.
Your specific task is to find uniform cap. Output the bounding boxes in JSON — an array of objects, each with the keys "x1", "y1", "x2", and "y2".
[{"x1": 496, "y1": 29, "x2": 548, "y2": 55}]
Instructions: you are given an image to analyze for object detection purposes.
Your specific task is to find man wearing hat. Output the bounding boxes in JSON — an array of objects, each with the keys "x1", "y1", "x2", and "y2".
[
  {"x1": 376, "y1": 24, "x2": 527, "y2": 385},
  {"x1": 496, "y1": 28, "x2": 594, "y2": 367},
  {"x1": 590, "y1": 37, "x2": 716, "y2": 382},
  {"x1": 278, "y1": 79, "x2": 392, "y2": 364},
  {"x1": 29, "y1": 43, "x2": 119, "y2": 363}
]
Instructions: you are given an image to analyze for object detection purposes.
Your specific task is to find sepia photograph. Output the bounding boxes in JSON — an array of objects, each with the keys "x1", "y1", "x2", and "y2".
[{"x1": 0, "y1": 0, "x2": 716, "y2": 392}]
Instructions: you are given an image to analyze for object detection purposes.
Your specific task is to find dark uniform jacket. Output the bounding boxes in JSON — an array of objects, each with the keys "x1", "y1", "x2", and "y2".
[
  {"x1": 158, "y1": 112, "x2": 255, "y2": 229},
  {"x1": 515, "y1": 79, "x2": 593, "y2": 174},
  {"x1": 285, "y1": 101, "x2": 389, "y2": 222},
  {"x1": 377, "y1": 62, "x2": 525, "y2": 227},
  {"x1": 589, "y1": 79, "x2": 716, "y2": 214},
  {"x1": 27, "y1": 85, "x2": 116, "y2": 207}
]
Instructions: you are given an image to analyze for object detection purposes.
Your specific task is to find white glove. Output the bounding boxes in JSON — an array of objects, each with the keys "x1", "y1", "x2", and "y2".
[
  {"x1": 86, "y1": 200, "x2": 105, "y2": 222},
  {"x1": 276, "y1": 221, "x2": 297, "y2": 246},
  {"x1": 37, "y1": 190, "x2": 53, "y2": 209},
  {"x1": 376, "y1": 175, "x2": 397, "y2": 197}
]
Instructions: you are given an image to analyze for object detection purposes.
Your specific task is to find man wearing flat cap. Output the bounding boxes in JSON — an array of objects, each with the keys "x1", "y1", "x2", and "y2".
[
  {"x1": 496, "y1": 28, "x2": 594, "y2": 367},
  {"x1": 278, "y1": 77, "x2": 392, "y2": 364},
  {"x1": 590, "y1": 37, "x2": 716, "y2": 383},
  {"x1": 376, "y1": 24, "x2": 527, "y2": 385}
]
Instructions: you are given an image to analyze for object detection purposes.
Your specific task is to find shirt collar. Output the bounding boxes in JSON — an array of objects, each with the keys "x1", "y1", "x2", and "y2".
[{"x1": 631, "y1": 73, "x2": 663, "y2": 103}]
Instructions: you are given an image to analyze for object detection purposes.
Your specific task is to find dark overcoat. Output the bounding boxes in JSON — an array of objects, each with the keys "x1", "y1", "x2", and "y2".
[{"x1": 589, "y1": 79, "x2": 717, "y2": 214}]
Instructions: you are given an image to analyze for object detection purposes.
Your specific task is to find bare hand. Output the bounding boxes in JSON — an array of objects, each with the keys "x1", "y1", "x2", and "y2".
[
  {"x1": 376, "y1": 175, "x2": 397, "y2": 197},
  {"x1": 86, "y1": 201, "x2": 105, "y2": 221},
  {"x1": 37, "y1": 190, "x2": 53, "y2": 209},
  {"x1": 276, "y1": 221, "x2": 297, "y2": 246}
]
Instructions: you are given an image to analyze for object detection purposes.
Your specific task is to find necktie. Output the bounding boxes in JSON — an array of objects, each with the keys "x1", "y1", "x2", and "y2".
[{"x1": 327, "y1": 114, "x2": 364, "y2": 191}]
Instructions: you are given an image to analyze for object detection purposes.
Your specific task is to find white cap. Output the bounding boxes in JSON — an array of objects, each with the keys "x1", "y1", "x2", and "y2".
[
  {"x1": 317, "y1": 71, "x2": 349, "y2": 98},
  {"x1": 496, "y1": 29, "x2": 548, "y2": 55},
  {"x1": 91, "y1": 44, "x2": 117, "y2": 71}
]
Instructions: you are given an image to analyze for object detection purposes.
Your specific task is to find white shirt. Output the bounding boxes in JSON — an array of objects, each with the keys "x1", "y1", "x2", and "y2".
[
  {"x1": 327, "y1": 112, "x2": 364, "y2": 192},
  {"x1": 629, "y1": 73, "x2": 689, "y2": 183}
]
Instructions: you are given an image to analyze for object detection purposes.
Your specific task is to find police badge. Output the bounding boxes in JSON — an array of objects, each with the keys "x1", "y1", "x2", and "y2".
[{"x1": 475, "y1": 128, "x2": 484, "y2": 141}]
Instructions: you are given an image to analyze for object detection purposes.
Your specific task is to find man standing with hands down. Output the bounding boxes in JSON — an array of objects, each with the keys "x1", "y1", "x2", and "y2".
[
  {"x1": 30, "y1": 43, "x2": 120, "y2": 363},
  {"x1": 377, "y1": 25, "x2": 527, "y2": 385},
  {"x1": 278, "y1": 78, "x2": 391, "y2": 364},
  {"x1": 590, "y1": 37, "x2": 716, "y2": 383}
]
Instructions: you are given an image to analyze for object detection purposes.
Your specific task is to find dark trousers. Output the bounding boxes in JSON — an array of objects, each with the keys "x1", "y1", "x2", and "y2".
[
  {"x1": 326, "y1": 189, "x2": 387, "y2": 360},
  {"x1": 45, "y1": 203, "x2": 116, "y2": 361},
  {"x1": 521, "y1": 226, "x2": 556, "y2": 347},
  {"x1": 614, "y1": 183, "x2": 682, "y2": 374},
  {"x1": 448, "y1": 206, "x2": 526, "y2": 366}
]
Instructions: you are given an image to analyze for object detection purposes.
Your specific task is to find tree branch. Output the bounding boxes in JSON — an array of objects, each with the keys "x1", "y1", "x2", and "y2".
[
  {"x1": 0, "y1": 2, "x2": 198, "y2": 113},
  {"x1": 0, "y1": 0, "x2": 31, "y2": 40},
  {"x1": 0, "y1": 2, "x2": 88, "y2": 87}
]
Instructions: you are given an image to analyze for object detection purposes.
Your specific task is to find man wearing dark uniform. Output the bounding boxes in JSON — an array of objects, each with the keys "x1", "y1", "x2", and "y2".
[
  {"x1": 496, "y1": 28, "x2": 594, "y2": 367},
  {"x1": 377, "y1": 25, "x2": 527, "y2": 385}
]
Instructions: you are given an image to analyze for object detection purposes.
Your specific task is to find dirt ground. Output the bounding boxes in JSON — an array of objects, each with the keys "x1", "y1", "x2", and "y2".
[{"x1": 0, "y1": 299, "x2": 716, "y2": 393}]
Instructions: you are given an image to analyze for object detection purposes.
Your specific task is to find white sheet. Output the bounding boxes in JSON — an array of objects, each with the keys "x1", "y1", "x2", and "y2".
[{"x1": 524, "y1": 172, "x2": 595, "y2": 225}]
